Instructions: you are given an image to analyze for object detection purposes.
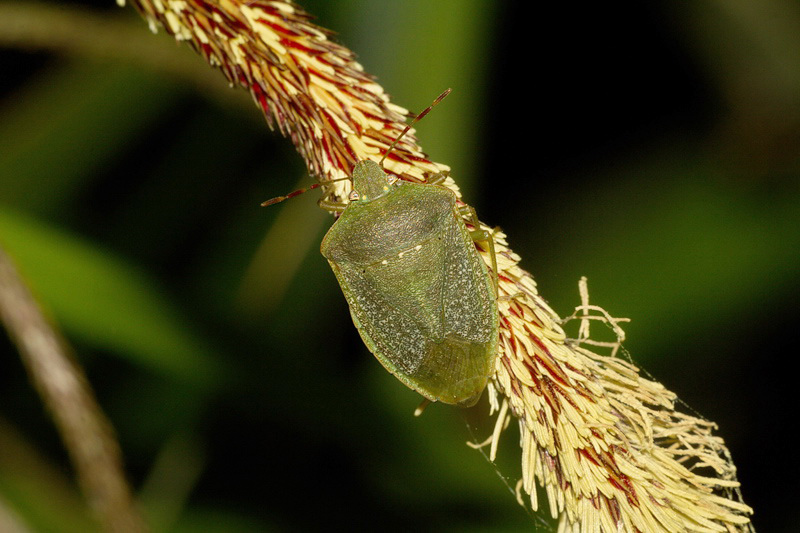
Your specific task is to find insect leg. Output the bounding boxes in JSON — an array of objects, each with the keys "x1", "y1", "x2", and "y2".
[
  {"x1": 318, "y1": 197, "x2": 349, "y2": 213},
  {"x1": 426, "y1": 171, "x2": 449, "y2": 186},
  {"x1": 458, "y1": 204, "x2": 499, "y2": 298},
  {"x1": 414, "y1": 398, "x2": 432, "y2": 417}
]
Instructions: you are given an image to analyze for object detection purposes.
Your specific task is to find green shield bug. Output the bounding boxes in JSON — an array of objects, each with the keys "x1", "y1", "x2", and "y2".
[{"x1": 265, "y1": 90, "x2": 498, "y2": 407}]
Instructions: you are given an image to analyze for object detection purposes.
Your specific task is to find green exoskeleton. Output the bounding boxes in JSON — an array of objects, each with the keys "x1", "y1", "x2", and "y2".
[
  {"x1": 265, "y1": 90, "x2": 499, "y2": 407},
  {"x1": 320, "y1": 159, "x2": 498, "y2": 406}
]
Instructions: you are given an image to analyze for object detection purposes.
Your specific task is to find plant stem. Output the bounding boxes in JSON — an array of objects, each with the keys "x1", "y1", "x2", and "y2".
[{"x1": 0, "y1": 247, "x2": 146, "y2": 533}]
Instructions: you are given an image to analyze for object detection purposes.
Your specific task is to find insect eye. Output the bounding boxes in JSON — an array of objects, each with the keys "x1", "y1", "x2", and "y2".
[{"x1": 349, "y1": 190, "x2": 360, "y2": 201}]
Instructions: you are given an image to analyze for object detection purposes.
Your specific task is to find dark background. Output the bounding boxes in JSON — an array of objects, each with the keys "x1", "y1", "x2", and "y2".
[{"x1": 1, "y1": 1, "x2": 796, "y2": 531}]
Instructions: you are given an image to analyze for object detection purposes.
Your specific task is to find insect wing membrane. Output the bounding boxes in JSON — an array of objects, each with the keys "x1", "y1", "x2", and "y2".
[
  {"x1": 439, "y1": 202, "x2": 498, "y2": 402},
  {"x1": 321, "y1": 184, "x2": 497, "y2": 405}
]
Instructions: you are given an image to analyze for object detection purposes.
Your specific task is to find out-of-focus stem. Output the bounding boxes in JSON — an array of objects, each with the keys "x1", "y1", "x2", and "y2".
[{"x1": 0, "y1": 246, "x2": 146, "y2": 533}]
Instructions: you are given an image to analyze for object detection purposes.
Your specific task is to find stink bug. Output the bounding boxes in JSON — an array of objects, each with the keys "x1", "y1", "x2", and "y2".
[{"x1": 265, "y1": 90, "x2": 498, "y2": 407}]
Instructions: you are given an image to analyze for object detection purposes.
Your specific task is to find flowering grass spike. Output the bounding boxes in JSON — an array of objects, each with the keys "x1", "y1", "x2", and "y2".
[{"x1": 125, "y1": 1, "x2": 754, "y2": 530}]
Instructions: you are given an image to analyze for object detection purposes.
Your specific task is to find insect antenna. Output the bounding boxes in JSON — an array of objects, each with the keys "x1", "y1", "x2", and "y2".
[
  {"x1": 260, "y1": 176, "x2": 352, "y2": 207},
  {"x1": 379, "y1": 88, "x2": 451, "y2": 166}
]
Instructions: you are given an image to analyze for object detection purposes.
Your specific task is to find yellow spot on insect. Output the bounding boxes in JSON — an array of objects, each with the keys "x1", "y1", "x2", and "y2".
[{"x1": 381, "y1": 260, "x2": 388, "y2": 265}]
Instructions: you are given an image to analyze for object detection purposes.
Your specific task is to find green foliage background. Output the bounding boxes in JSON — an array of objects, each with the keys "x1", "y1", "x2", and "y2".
[{"x1": 1, "y1": 1, "x2": 797, "y2": 531}]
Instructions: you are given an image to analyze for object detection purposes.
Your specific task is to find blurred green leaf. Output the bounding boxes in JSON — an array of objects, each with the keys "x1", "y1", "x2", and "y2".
[
  {"x1": 0, "y1": 60, "x2": 182, "y2": 216},
  {"x1": 530, "y1": 147, "x2": 800, "y2": 362},
  {"x1": 0, "y1": 207, "x2": 226, "y2": 388}
]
